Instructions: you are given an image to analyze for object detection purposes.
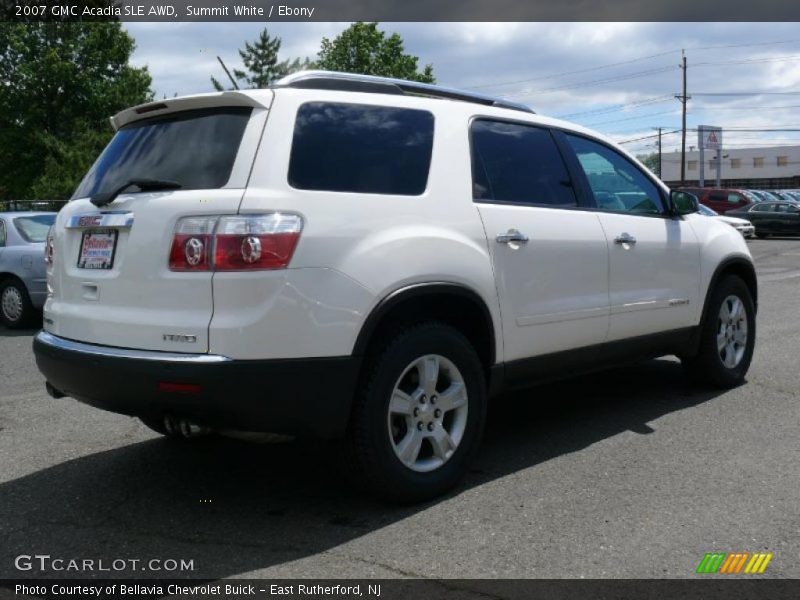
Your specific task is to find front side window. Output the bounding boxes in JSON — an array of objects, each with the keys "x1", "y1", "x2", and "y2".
[
  {"x1": 73, "y1": 108, "x2": 252, "y2": 200},
  {"x1": 566, "y1": 135, "x2": 665, "y2": 215},
  {"x1": 469, "y1": 120, "x2": 576, "y2": 207},
  {"x1": 288, "y1": 102, "x2": 434, "y2": 195},
  {"x1": 728, "y1": 194, "x2": 743, "y2": 204},
  {"x1": 0, "y1": 220, "x2": 6, "y2": 246}
]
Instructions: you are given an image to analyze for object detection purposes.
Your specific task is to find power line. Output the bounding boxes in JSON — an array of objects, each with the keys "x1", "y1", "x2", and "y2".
[
  {"x1": 468, "y1": 38, "x2": 800, "y2": 92},
  {"x1": 556, "y1": 95, "x2": 673, "y2": 119},
  {"x1": 687, "y1": 38, "x2": 800, "y2": 51},
  {"x1": 467, "y1": 50, "x2": 680, "y2": 90},
  {"x1": 617, "y1": 130, "x2": 682, "y2": 144},
  {"x1": 581, "y1": 109, "x2": 679, "y2": 127},
  {"x1": 690, "y1": 104, "x2": 800, "y2": 110},
  {"x1": 503, "y1": 65, "x2": 679, "y2": 97},
  {"x1": 694, "y1": 54, "x2": 800, "y2": 67},
  {"x1": 690, "y1": 92, "x2": 800, "y2": 96}
]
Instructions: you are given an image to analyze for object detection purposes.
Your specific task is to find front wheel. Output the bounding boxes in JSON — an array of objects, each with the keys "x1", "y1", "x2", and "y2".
[
  {"x1": 343, "y1": 322, "x2": 487, "y2": 503},
  {"x1": 682, "y1": 275, "x2": 756, "y2": 388}
]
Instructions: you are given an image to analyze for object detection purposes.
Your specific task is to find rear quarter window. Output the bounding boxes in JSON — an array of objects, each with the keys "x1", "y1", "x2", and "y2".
[
  {"x1": 14, "y1": 214, "x2": 56, "y2": 242},
  {"x1": 73, "y1": 107, "x2": 252, "y2": 200},
  {"x1": 288, "y1": 102, "x2": 434, "y2": 196}
]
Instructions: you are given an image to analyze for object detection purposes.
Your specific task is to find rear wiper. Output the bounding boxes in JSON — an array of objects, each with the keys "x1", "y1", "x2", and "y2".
[{"x1": 90, "y1": 179, "x2": 182, "y2": 207}]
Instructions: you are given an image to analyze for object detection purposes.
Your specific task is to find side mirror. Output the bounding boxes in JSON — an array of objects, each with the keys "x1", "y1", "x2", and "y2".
[{"x1": 671, "y1": 190, "x2": 699, "y2": 215}]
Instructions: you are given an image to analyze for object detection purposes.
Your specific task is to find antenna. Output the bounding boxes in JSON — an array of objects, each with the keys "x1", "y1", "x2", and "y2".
[{"x1": 217, "y1": 56, "x2": 240, "y2": 90}]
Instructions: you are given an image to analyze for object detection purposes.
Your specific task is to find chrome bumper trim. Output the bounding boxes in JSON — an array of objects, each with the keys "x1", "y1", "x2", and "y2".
[{"x1": 35, "y1": 331, "x2": 232, "y2": 363}]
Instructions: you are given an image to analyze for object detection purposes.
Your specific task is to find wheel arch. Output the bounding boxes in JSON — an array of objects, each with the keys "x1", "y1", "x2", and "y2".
[
  {"x1": 352, "y1": 282, "x2": 498, "y2": 371},
  {"x1": 701, "y1": 257, "x2": 758, "y2": 326}
]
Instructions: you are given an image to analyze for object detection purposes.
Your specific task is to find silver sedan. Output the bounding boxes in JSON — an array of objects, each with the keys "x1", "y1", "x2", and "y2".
[{"x1": 0, "y1": 212, "x2": 56, "y2": 328}]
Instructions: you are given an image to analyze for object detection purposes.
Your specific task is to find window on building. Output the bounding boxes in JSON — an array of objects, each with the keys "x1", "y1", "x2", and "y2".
[
  {"x1": 777, "y1": 156, "x2": 788, "y2": 167},
  {"x1": 730, "y1": 158, "x2": 741, "y2": 169},
  {"x1": 709, "y1": 160, "x2": 716, "y2": 171},
  {"x1": 687, "y1": 160, "x2": 697, "y2": 171},
  {"x1": 753, "y1": 157, "x2": 765, "y2": 168}
]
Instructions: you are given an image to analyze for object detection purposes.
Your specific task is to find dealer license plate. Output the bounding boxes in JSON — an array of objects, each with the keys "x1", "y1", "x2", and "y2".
[{"x1": 78, "y1": 229, "x2": 118, "y2": 270}]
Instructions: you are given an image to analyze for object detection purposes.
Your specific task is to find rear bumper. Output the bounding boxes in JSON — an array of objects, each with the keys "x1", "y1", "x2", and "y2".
[{"x1": 33, "y1": 331, "x2": 360, "y2": 439}]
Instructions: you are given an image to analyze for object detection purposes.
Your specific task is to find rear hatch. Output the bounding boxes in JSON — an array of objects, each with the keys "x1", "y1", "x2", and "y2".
[{"x1": 45, "y1": 92, "x2": 271, "y2": 352}]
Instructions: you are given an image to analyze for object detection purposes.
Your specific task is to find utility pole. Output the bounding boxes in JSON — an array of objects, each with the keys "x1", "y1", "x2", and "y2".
[
  {"x1": 675, "y1": 51, "x2": 690, "y2": 186},
  {"x1": 655, "y1": 127, "x2": 663, "y2": 178}
]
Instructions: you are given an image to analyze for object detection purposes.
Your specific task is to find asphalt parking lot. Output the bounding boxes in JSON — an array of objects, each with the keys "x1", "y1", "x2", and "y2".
[{"x1": 1, "y1": 239, "x2": 799, "y2": 580}]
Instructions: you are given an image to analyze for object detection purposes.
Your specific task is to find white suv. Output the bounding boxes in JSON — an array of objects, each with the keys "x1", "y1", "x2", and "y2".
[{"x1": 35, "y1": 71, "x2": 757, "y2": 502}]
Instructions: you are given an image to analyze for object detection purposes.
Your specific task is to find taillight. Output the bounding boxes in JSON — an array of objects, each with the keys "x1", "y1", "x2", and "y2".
[
  {"x1": 214, "y1": 214, "x2": 303, "y2": 270},
  {"x1": 169, "y1": 213, "x2": 302, "y2": 272},
  {"x1": 169, "y1": 216, "x2": 215, "y2": 271},
  {"x1": 45, "y1": 225, "x2": 55, "y2": 265}
]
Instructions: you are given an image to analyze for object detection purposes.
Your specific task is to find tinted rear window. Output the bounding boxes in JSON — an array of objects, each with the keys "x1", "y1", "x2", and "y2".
[
  {"x1": 73, "y1": 108, "x2": 252, "y2": 200},
  {"x1": 288, "y1": 102, "x2": 434, "y2": 195}
]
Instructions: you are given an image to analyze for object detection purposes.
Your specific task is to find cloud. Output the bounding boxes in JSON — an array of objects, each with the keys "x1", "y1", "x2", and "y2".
[{"x1": 124, "y1": 22, "x2": 800, "y2": 153}]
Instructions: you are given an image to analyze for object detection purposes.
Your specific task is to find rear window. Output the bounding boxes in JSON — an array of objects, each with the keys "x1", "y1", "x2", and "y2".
[
  {"x1": 288, "y1": 102, "x2": 434, "y2": 195},
  {"x1": 14, "y1": 214, "x2": 56, "y2": 243},
  {"x1": 72, "y1": 108, "x2": 252, "y2": 200}
]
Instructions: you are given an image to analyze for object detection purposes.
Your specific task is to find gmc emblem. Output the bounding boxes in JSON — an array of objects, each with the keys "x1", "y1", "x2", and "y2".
[{"x1": 79, "y1": 215, "x2": 102, "y2": 227}]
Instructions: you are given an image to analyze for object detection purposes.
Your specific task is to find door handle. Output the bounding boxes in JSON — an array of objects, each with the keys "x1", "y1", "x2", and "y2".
[
  {"x1": 614, "y1": 233, "x2": 637, "y2": 245},
  {"x1": 496, "y1": 229, "x2": 529, "y2": 244}
]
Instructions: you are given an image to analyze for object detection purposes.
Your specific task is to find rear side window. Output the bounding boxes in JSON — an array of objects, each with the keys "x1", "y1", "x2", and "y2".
[
  {"x1": 73, "y1": 108, "x2": 252, "y2": 200},
  {"x1": 288, "y1": 102, "x2": 434, "y2": 195},
  {"x1": 14, "y1": 214, "x2": 56, "y2": 242},
  {"x1": 470, "y1": 120, "x2": 576, "y2": 207}
]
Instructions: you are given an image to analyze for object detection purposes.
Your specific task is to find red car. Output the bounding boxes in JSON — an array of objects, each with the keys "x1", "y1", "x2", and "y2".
[{"x1": 679, "y1": 187, "x2": 751, "y2": 214}]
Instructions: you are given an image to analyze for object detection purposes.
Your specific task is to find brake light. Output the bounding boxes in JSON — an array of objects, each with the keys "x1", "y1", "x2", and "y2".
[
  {"x1": 45, "y1": 226, "x2": 55, "y2": 265},
  {"x1": 214, "y1": 214, "x2": 303, "y2": 270},
  {"x1": 168, "y1": 216, "x2": 215, "y2": 271},
  {"x1": 168, "y1": 213, "x2": 302, "y2": 272}
]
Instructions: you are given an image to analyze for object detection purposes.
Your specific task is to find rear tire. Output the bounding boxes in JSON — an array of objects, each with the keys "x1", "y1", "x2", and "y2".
[
  {"x1": 343, "y1": 322, "x2": 487, "y2": 503},
  {"x1": 0, "y1": 278, "x2": 34, "y2": 329},
  {"x1": 682, "y1": 275, "x2": 755, "y2": 388}
]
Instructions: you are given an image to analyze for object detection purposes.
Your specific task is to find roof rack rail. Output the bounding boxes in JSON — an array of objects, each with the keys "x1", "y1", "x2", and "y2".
[{"x1": 274, "y1": 71, "x2": 535, "y2": 114}]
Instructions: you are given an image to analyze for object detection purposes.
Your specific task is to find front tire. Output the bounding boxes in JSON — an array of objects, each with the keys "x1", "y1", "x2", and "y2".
[
  {"x1": 682, "y1": 275, "x2": 755, "y2": 388},
  {"x1": 344, "y1": 322, "x2": 487, "y2": 503},
  {"x1": 0, "y1": 278, "x2": 35, "y2": 329}
]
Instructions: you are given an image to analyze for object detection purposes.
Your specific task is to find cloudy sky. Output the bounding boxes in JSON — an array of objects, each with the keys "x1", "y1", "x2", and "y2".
[{"x1": 125, "y1": 22, "x2": 800, "y2": 157}]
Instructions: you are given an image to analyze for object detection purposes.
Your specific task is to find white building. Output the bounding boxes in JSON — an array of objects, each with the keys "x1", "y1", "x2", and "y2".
[{"x1": 659, "y1": 145, "x2": 800, "y2": 189}]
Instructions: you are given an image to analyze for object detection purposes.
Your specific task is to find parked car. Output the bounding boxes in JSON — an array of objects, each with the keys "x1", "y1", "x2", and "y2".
[
  {"x1": 0, "y1": 212, "x2": 56, "y2": 327},
  {"x1": 697, "y1": 204, "x2": 755, "y2": 238},
  {"x1": 727, "y1": 201, "x2": 800, "y2": 238},
  {"x1": 34, "y1": 71, "x2": 758, "y2": 502},
  {"x1": 776, "y1": 190, "x2": 800, "y2": 202},
  {"x1": 679, "y1": 187, "x2": 751, "y2": 214}
]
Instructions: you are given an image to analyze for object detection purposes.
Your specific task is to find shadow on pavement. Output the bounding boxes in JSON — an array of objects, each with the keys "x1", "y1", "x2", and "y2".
[{"x1": 0, "y1": 358, "x2": 727, "y2": 579}]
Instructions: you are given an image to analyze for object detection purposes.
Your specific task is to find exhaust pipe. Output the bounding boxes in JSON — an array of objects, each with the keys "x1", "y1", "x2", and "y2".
[
  {"x1": 45, "y1": 382, "x2": 66, "y2": 399},
  {"x1": 179, "y1": 419, "x2": 210, "y2": 438}
]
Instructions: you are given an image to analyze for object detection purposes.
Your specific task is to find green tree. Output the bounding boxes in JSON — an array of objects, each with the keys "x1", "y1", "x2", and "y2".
[
  {"x1": 0, "y1": 23, "x2": 152, "y2": 200},
  {"x1": 212, "y1": 29, "x2": 313, "y2": 91},
  {"x1": 316, "y1": 22, "x2": 435, "y2": 83},
  {"x1": 637, "y1": 152, "x2": 661, "y2": 176}
]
